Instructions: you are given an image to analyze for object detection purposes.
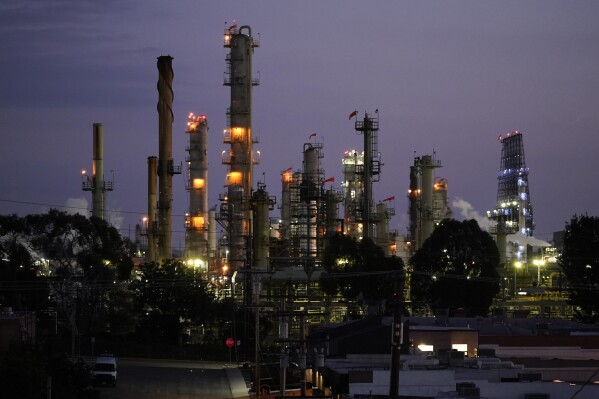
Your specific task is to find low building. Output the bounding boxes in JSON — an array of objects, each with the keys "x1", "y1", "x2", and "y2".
[{"x1": 307, "y1": 315, "x2": 599, "y2": 398}]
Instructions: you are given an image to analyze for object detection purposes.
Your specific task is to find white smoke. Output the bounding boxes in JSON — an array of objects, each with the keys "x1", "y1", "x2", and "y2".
[
  {"x1": 64, "y1": 197, "x2": 90, "y2": 217},
  {"x1": 106, "y1": 209, "x2": 124, "y2": 232},
  {"x1": 63, "y1": 198, "x2": 123, "y2": 233},
  {"x1": 451, "y1": 197, "x2": 493, "y2": 231}
]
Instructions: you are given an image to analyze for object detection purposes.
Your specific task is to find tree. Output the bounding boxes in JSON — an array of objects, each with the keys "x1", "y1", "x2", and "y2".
[
  {"x1": 560, "y1": 215, "x2": 599, "y2": 323},
  {"x1": 0, "y1": 214, "x2": 48, "y2": 311},
  {"x1": 410, "y1": 219, "x2": 500, "y2": 316},
  {"x1": 131, "y1": 260, "x2": 217, "y2": 344},
  {"x1": 321, "y1": 234, "x2": 404, "y2": 303},
  {"x1": 0, "y1": 210, "x2": 133, "y2": 337}
]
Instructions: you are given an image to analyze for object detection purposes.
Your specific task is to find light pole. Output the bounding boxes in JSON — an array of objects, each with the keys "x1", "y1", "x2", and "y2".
[{"x1": 514, "y1": 261, "x2": 522, "y2": 295}]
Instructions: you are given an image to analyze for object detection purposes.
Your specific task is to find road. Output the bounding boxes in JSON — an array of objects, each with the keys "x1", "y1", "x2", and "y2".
[{"x1": 96, "y1": 358, "x2": 250, "y2": 399}]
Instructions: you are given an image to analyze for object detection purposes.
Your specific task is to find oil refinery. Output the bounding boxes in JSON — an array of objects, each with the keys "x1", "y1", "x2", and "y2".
[{"x1": 76, "y1": 22, "x2": 566, "y2": 362}]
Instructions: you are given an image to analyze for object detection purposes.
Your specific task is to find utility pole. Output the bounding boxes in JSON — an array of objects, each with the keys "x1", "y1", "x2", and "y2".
[{"x1": 389, "y1": 293, "x2": 403, "y2": 399}]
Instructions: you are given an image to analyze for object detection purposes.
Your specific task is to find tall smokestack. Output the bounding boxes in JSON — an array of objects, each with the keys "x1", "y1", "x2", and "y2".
[
  {"x1": 147, "y1": 156, "x2": 158, "y2": 262},
  {"x1": 92, "y1": 123, "x2": 105, "y2": 219},
  {"x1": 82, "y1": 123, "x2": 113, "y2": 220},
  {"x1": 157, "y1": 55, "x2": 176, "y2": 261}
]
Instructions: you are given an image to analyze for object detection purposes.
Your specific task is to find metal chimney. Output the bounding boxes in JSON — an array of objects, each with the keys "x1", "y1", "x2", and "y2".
[
  {"x1": 82, "y1": 123, "x2": 113, "y2": 220},
  {"x1": 156, "y1": 55, "x2": 180, "y2": 261}
]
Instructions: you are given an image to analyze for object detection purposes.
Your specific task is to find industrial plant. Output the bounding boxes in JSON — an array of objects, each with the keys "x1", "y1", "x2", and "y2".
[
  {"x1": 74, "y1": 23, "x2": 580, "y2": 398},
  {"x1": 75, "y1": 22, "x2": 568, "y2": 333}
]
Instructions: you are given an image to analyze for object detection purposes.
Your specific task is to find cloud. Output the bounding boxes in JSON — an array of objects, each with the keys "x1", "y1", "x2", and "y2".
[
  {"x1": 451, "y1": 197, "x2": 493, "y2": 231},
  {"x1": 64, "y1": 197, "x2": 90, "y2": 217}
]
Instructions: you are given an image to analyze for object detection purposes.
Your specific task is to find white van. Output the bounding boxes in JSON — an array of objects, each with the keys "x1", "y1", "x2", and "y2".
[{"x1": 93, "y1": 354, "x2": 117, "y2": 387}]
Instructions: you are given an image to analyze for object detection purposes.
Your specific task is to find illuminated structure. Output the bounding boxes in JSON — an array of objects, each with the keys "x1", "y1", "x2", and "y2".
[
  {"x1": 185, "y1": 113, "x2": 209, "y2": 264},
  {"x1": 82, "y1": 123, "x2": 113, "y2": 220},
  {"x1": 342, "y1": 150, "x2": 364, "y2": 239},
  {"x1": 489, "y1": 131, "x2": 534, "y2": 237},
  {"x1": 279, "y1": 167, "x2": 294, "y2": 242},
  {"x1": 347, "y1": 112, "x2": 381, "y2": 240},
  {"x1": 219, "y1": 24, "x2": 260, "y2": 274},
  {"x1": 275, "y1": 139, "x2": 341, "y2": 269},
  {"x1": 342, "y1": 112, "x2": 395, "y2": 254},
  {"x1": 251, "y1": 182, "x2": 275, "y2": 271},
  {"x1": 407, "y1": 153, "x2": 449, "y2": 251},
  {"x1": 156, "y1": 55, "x2": 181, "y2": 261}
]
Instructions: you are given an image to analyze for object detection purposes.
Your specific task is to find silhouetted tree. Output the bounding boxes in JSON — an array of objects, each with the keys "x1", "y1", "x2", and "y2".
[
  {"x1": 131, "y1": 260, "x2": 217, "y2": 344},
  {"x1": 560, "y1": 215, "x2": 599, "y2": 324},
  {"x1": 321, "y1": 234, "x2": 403, "y2": 303},
  {"x1": 0, "y1": 210, "x2": 133, "y2": 336},
  {"x1": 410, "y1": 219, "x2": 500, "y2": 316}
]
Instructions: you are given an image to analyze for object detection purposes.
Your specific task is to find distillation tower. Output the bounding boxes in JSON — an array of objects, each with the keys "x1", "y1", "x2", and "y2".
[
  {"x1": 219, "y1": 25, "x2": 260, "y2": 274},
  {"x1": 277, "y1": 141, "x2": 339, "y2": 265},
  {"x1": 156, "y1": 55, "x2": 181, "y2": 261},
  {"x1": 185, "y1": 113, "x2": 209, "y2": 263},
  {"x1": 342, "y1": 150, "x2": 364, "y2": 239},
  {"x1": 407, "y1": 153, "x2": 449, "y2": 251},
  {"x1": 347, "y1": 112, "x2": 381, "y2": 240},
  {"x1": 82, "y1": 123, "x2": 113, "y2": 220}
]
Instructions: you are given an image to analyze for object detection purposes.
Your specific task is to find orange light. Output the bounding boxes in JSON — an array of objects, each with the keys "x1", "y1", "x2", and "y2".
[
  {"x1": 226, "y1": 171, "x2": 242, "y2": 186},
  {"x1": 282, "y1": 172, "x2": 293, "y2": 183},
  {"x1": 231, "y1": 127, "x2": 246, "y2": 141},
  {"x1": 192, "y1": 178, "x2": 205, "y2": 189},
  {"x1": 191, "y1": 216, "x2": 205, "y2": 228}
]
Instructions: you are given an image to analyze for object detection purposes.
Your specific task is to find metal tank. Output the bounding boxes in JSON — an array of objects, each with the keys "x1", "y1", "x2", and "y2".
[{"x1": 251, "y1": 183, "x2": 275, "y2": 271}]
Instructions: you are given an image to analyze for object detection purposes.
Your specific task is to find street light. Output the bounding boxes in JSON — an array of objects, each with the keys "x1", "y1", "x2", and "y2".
[{"x1": 514, "y1": 261, "x2": 522, "y2": 295}]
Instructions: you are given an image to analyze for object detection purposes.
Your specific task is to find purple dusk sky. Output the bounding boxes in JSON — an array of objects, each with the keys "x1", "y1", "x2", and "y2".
[{"x1": 1, "y1": 1, "x2": 598, "y2": 248}]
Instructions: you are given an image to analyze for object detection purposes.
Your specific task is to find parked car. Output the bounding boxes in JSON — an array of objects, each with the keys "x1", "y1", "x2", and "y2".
[{"x1": 92, "y1": 354, "x2": 117, "y2": 387}]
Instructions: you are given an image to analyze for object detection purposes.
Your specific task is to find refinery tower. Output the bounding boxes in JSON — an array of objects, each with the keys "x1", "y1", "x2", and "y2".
[
  {"x1": 219, "y1": 25, "x2": 260, "y2": 274},
  {"x1": 185, "y1": 114, "x2": 210, "y2": 263},
  {"x1": 407, "y1": 153, "x2": 451, "y2": 252},
  {"x1": 489, "y1": 131, "x2": 534, "y2": 237}
]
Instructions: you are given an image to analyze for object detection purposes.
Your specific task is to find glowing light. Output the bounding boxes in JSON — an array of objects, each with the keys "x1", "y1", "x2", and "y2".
[
  {"x1": 226, "y1": 172, "x2": 242, "y2": 186},
  {"x1": 231, "y1": 127, "x2": 246, "y2": 141},
  {"x1": 191, "y1": 216, "x2": 205, "y2": 229},
  {"x1": 417, "y1": 344, "x2": 434, "y2": 352},
  {"x1": 282, "y1": 171, "x2": 293, "y2": 183},
  {"x1": 192, "y1": 178, "x2": 205, "y2": 189}
]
